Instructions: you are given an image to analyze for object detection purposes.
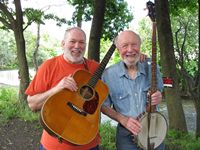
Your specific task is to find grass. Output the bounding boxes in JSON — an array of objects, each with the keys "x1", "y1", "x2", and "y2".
[
  {"x1": 0, "y1": 86, "x2": 39, "y2": 124},
  {"x1": 165, "y1": 130, "x2": 200, "y2": 150},
  {"x1": 1, "y1": 86, "x2": 200, "y2": 150},
  {"x1": 99, "y1": 121, "x2": 116, "y2": 150}
]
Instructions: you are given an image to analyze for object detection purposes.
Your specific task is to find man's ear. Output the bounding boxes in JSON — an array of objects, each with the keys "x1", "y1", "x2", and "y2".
[
  {"x1": 61, "y1": 40, "x2": 65, "y2": 47},
  {"x1": 139, "y1": 53, "x2": 148, "y2": 62}
]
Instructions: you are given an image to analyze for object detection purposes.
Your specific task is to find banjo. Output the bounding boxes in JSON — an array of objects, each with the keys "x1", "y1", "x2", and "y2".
[{"x1": 136, "y1": 1, "x2": 168, "y2": 150}]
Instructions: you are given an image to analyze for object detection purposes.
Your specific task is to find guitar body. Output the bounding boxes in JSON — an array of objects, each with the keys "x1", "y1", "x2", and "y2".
[{"x1": 40, "y1": 69, "x2": 109, "y2": 145}]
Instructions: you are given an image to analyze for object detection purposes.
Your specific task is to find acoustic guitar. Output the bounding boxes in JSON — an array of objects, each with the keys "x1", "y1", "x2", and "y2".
[{"x1": 40, "y1": 43, "x2": 116, "y2": 145}]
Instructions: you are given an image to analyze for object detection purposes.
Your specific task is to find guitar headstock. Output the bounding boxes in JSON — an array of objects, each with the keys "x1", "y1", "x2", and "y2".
[{"x1": 146, "y1": 1, "x2": 156, "y2": 22}]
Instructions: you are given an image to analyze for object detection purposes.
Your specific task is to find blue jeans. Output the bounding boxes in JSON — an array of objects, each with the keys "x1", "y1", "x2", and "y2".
[
  {"x1": 39, "y1": 144, "x2": 99, "y2": 150},
  {"x1": 116, "y1": 124, "x2": 165, "y2": 150},
  {"x1": 39, "y1": 144, "x2": 45, "y2": 150},
  {"x1": 90, "y1": 145, "x2": 99, "y2": 150}
]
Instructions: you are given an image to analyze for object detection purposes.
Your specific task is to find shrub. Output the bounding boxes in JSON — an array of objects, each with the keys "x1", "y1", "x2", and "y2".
[
  {"x1": 0, "y1": 87, "x2": 18, "y2": 122},
  {"x1": 100, "y1": 121, "x2": 116, "y2": 150},
  {"x1": 165, "y1": 129, "x2": 200, "y2": 150},
  {"x1": 0, "y1": 86, "x2": 38, "y2": 123}
]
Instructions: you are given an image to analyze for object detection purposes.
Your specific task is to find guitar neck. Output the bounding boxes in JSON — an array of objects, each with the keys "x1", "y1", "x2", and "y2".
[{"x1": 88, "y1": 43, "x2": 116, "y2": 88}]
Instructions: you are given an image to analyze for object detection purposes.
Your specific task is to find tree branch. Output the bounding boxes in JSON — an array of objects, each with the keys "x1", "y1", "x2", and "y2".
[
  {"x1": 14, "y1": 0, "x2": 23, "y2": 27},
  {"x1": 175, "y1": 23, "x2": 181, "y2": 52},
  {"x1": 175, "y1": 22, "x2": 183, "y2": 65},
  {"x1": 23, "y1": 20, "x2": 34, "y2": 31},
  {"x1": 0, "y1": 2, "x2": 15, "y2": 25},
  {"x1": 0, "y1": 16, "x2": 12, "y2": 29}
]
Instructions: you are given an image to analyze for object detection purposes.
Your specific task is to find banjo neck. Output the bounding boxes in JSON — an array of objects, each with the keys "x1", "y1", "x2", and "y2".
[
  {"x1": 136, "y1": 2, "x2": 168, "y2": 150},
  {"x1": 150, "y1": 22, "x2": 157, "y2": 95},
  {"x1": 146, "y1": 1, "x2": 157, "y2": 113}
]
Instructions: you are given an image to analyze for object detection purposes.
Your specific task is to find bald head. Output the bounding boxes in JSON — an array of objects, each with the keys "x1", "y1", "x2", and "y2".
[
  {"x1": 114, "y1": 30, "x2": 141, "y2": 49},
  {"x1": 63, "y1": 27, "x2": 86, "y2": 41},
  {"x1": 62, "y1": 27, "x2": 87, "y2": 64},
  {"x1": 114, "y1": 30, "x2": 141, "y2": 67}
]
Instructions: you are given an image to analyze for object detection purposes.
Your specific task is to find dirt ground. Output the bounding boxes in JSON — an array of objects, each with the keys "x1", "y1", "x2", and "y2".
[
  {"x1": 0, "y1": 118, "x2": 106, "y2": 150},
  {"x1": 0, "y1": 118, "x2": 42, "y2": 150}
]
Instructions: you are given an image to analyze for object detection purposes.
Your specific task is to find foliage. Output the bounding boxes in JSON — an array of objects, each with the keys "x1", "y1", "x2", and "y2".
[
  {"x1": 25, "y1": 30, "x2": 59, "y2": 68},
  {"x1": 170, "y1": 6, "x2": 198, "y2": 96},
  {"x1": 102, "y1": 0, "x2": 133, "y2": 40},
  {"x1": 99, "y1": 121, "x2": 116, "y2": 150},
  {"x1": 0, "y1": 86, "x2": 38, "y2": 124},
  {"x1": 0, "y1": 87, "x2": 18, "y2": 122},
  {"x1": 0, "y1": 29, "x2": 59, "y2": 70},
  {"x1": 111, "y1": 50, "x2": 121, "y2": 65},
  {"x1": 0, "y1": 1, "x2": 14, "y2": 31},
  {"x1": 23, "y1": 7, "x2": 68, "y2": 28},
  {"x1": 17, "y1": 103, "x2": 39, "y2": 122},
  {"x1": 0, "y1": 30, "x2": 17, "y2": 69},
  {"x1": 67, "y1": 0, "x2": 133, "y2": 40},
  {"x1": 136, "y1": 18, "x2": 163, "y2": 67},
  {"x1": 24, "y1": 8, "x2": 45, "y2": 25},
  {"x1": 43, "y1": 13, "x2": 68, "y2": 26},
  {"x1": 165, "y1": 129, "x2": 200, "y2": 150},
  {"x1": 67, "y1": 0, "x2": 93, "y2": 25},
  {"x1": 171, "y1": 9, "x2": 198, "y2": 75},
  {"x1": 137, "y1": 18, "x2": 152, "y2": 56},
  {"x1": 0, "y1": 1, "x2": 67, "y2": 70},
  {"x1": 169, "y1": 0, "x2": 197, "y2": 16},
  {"x1": 100, "y1": 38, "x2": 120, "y2": 66},
  {"x1": 0, "y1": 0, "x2": 70, "y2": 102}
]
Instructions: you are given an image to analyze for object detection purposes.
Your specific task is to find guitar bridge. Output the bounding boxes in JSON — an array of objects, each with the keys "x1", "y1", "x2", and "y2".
[{"x1": 67, "y1": 102, "x2": 87, "y2": 116}]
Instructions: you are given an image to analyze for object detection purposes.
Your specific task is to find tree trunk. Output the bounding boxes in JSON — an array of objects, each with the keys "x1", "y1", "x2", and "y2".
[
  {"x1": 196, "y1": 0, "x2": 200, "y2": 138},
  {"x1": 195, "y1": 99, "x2": 200, "y2": 138},
  {"x1": 155, "y1": 0, "x2": 187, "y2": 132},
  {"x1": 33, "y1": 23, "x2": 40, "y2": 71},
  {"x1": 14, "y1": 0, "x2": 30, "y2": 102},
  {"x1": 88, "y1": 0, "x2": 106, "y2": 62}
]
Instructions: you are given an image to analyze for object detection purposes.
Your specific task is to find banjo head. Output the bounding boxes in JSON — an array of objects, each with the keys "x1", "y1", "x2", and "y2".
[{"x1": 137, "y1": 112, "x2": 168, "y2": 150}]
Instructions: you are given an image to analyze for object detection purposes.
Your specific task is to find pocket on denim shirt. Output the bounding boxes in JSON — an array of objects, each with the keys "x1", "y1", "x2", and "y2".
[
  {"x1": 113, "y1": 93, "x2": 130, "y2": 113},
  {"x1": 142, "y1": 86, "x2": 150, "y2": 104}
]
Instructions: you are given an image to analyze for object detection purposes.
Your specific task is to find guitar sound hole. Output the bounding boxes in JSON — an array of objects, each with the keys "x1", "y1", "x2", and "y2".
[
  {"x1": 79, "y1": 85, "x2": 99, "y2": 114},
  {"x1": 83, "y1": 91, "x2": 99, "y2": 114},
  {"x1": 79, "y1": 85, "x2": 94, "y2": 100}
]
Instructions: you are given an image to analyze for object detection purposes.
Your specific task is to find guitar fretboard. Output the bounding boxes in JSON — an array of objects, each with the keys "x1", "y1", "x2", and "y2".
[{"x1": 88, "y1": 44, "x2": 116, "y2": 88}]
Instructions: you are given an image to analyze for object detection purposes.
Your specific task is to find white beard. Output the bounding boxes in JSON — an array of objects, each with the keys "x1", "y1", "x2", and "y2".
[
  {"x1": 64, "y1": 49, "x2": 85, "y2": 64},
  {"x1": 122, "y1": 53, "x2": 140, "y2": 67}
]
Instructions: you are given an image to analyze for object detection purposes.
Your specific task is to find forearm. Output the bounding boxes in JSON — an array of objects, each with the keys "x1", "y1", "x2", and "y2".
[
  {"x1": 101, "y1": 105, "x2": 126, "y2": 125},
  {"x1": 101, "y1": 105, "x2": 142, "y2": 135},
  {"x1": 27, "y1": 87, "x2": 59, "y2": 111}
]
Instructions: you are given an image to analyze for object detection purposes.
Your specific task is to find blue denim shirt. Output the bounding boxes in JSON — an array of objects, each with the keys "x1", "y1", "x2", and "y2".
[{"x1": 102, "y1": 59, "x2": 164, "y2": 118}]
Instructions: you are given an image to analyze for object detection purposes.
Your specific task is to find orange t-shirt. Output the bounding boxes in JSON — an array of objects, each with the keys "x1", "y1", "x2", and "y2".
[{"x1": 25, "y1": 54, "x2": 100, "y2": 150}]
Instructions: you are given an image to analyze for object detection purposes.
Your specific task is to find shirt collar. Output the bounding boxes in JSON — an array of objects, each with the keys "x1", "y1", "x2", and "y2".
[{"x1": 118, "y1": 61, "x2": 146, "y2": 78}]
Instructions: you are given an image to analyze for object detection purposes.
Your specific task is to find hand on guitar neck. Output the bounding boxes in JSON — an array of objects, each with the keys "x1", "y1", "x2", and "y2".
[{"x1": 146, "y1": 90, "x2": 162, "y2": 112}]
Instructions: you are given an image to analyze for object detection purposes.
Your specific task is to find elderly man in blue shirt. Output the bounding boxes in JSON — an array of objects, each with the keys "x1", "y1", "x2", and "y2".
[{"x1": 101, "y1": 30, "x2": 165, "y2": 150}]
